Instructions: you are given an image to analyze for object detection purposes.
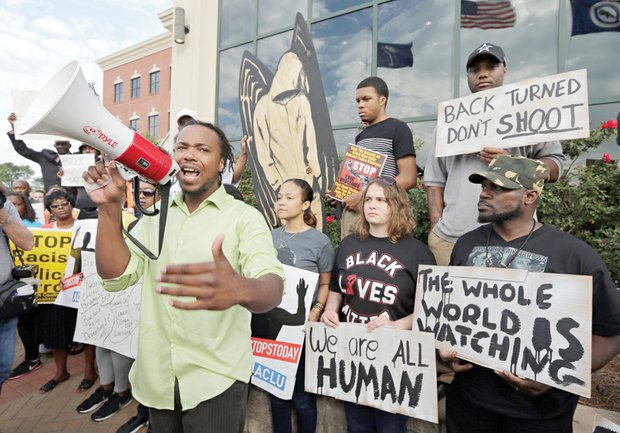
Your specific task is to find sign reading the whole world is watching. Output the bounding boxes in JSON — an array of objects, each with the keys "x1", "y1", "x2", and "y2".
[
  {"x1": 412, "y1": 265, "x2": 593, "y2": 397},
  {"x1": 435, "y1": 69, "x2": 589, "y2": 157}
]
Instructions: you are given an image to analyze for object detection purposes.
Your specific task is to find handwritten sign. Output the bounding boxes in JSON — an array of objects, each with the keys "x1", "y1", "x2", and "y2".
[
  {"x1": 55, "y1": 220, "x2": 98, "y2": 308},
  {"x1": 305, "y1": 323, "x2": 438, "y2": 423},
  {"x1": 11, "y1": 229, "x2": 72, "y2": 303},
  {"x1": 60, "y1": 154, "x2": 95, "y2": 186},
  {"x1": 436, "y1": 69, "x2": 589, "y2": 157},
  {"x1": 251, "y1": 265, "x2": 318, "y2": 399},
  {"x1": 592, "y1": 414, "x2": 620, "y2": 433},
  {"x1": 74, "y1": 251, "x2": 142, "y2": 358},
  {"x1": 332, "y1": 144, "x2": 386, "y2": 201},
  {"x1": 413, "y1": 265, "x2": 592, "y2": 397}
]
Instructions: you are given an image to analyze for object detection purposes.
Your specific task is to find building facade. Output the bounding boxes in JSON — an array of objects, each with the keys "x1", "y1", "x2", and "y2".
[
  {"x1": 97, "y1": 24, "x2": 172, "y2": 143},
  {"x1": 101, "y1": 0, "x2": 619, "y2": 164}
]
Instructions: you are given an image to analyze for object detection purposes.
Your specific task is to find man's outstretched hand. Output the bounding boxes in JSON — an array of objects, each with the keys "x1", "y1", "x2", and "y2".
[{"x1": 156, "y1": 234, "x2": 244, "y2": 310}]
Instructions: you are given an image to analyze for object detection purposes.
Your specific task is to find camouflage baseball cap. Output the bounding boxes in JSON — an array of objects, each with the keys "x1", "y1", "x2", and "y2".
[{"x1": 468, "y1": 155, "x2": 549, "y2": 193}]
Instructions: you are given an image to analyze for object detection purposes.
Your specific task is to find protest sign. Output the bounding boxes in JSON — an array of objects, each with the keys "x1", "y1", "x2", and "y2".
[
  {"x1": 10, "y1": 228, "x2": 72, "y2": 303},
  {"x1": 31, "y1": 202, "x2": 45, "y2": 225},
  {"x1": 331, "y1": 144, "x2": 386, "y2": 201},
  {"x1": 413, "y1": 265, "x2": 592, "y2": 397},
  {"x1": 55, "y1": 220, "x2": 97, "y2": 308},
  {"x1": 74, "y1": 251, "x2": 142, "y2": 358},
  {"x1": 305, "y1": 322, "x2": 438, "y2": 423},
  {"x1": 60, "y1": 154, "x2": 95, "y2": 186},
  {"x1": 436, "y1": 69, "x2": 589, "y2": 157},
  {"x1": 592, "y1": 414, "x2": 620, "y2": 433},
  {"x1": 251, "y1": 265, "x2": 318, "y2": 399}
]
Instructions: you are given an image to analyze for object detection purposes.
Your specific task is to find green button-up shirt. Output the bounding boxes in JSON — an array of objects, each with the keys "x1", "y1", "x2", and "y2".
[{"x1": 102, "y1": 185, "x2": 284, "y2": 410}]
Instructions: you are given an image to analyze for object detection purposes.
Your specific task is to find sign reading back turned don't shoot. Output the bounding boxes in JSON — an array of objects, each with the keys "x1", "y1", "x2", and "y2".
[{"x1": 435, "y1": 69, "x2": 589, "y2": 157}]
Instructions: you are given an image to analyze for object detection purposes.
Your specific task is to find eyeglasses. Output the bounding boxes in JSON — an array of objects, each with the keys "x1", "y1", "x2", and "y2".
[
  {"x1": 139, "y1": 189, "x2": 157, "y2": 197},
  {"x1": 50, "y1": 202, "x2": 71, "y2": 210}
]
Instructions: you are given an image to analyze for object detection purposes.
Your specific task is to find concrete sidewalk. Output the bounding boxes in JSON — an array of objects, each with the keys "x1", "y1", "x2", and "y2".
[
  {"x1": 2, "y1": 337, "x2": 619, "y2": 433},
  {"x1": 0, "y1": 340, "x2": 138, "y2": 433}
]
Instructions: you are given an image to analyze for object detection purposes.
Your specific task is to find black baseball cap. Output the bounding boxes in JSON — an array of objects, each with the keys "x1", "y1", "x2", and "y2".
[{"x1": 466, "y1": 43, "x2": 507, "y2": 70}]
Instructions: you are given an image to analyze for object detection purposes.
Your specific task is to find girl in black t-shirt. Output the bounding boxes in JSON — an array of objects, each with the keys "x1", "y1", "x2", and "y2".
[{"x1": 322, "y1": 176, "x2": 435, "y2": 433}]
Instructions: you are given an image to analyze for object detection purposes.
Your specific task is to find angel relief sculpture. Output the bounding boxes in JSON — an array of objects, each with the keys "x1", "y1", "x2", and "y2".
[{"x1": 239, "y1": 13, "x2": 339, "y2": 232}]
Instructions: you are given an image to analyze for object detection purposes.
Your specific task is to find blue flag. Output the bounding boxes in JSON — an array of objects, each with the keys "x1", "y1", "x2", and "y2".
[
  {"x1": 377, "y1": 42, "x2": 413, "y2": 69},
  {"x1": 571, "y1": 0, "x2": 620, "y2": 36}
]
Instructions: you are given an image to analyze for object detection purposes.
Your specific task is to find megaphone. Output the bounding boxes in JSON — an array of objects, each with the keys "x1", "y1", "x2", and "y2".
[{"x1": 17, "y1": 61, "x2": 178, "y2": 185}]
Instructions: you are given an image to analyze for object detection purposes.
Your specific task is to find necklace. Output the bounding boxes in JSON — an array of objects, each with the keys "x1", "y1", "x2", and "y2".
[
  {"x1": 278, "y1": 229, "x2": 298, "y2": 248},
  {"x1": 485, "y1": 219, "x2": 536, "y2": 268}
]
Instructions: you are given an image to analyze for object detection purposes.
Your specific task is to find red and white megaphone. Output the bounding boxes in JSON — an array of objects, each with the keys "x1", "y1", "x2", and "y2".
[{"x1": 17, "y1": 61, "x2": 178, "y2": 185}]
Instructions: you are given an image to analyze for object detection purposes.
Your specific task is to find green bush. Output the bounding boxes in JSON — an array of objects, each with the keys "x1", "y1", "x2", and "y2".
[{"x1": 538, "y1": 121, "x2": 619, "y2": 285}]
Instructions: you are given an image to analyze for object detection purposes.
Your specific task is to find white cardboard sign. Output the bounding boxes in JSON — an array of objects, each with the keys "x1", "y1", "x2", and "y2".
[
  {"x1": 250, "y1": 264, "x2": 318, "y2": 399},
  {"x1": 305, "y1": 322, "x2": 438, "y2": 423},
  {"x1": 73, "y1": 251, "x2": 142, "y2": 358},
  {"x1": 592, "y1": 414, "x2": 620, "y2": 432},
  {"x1": 413, "y1": 265, "x2": 592, "y2": 397},
  {"x1": 436, "y1": 69, "x2": 589, "y2": 157},
  {"x1": 68, "y1": 220, "x2": 142, "y2": 358},
  {"x1": 60, "y1": 154, "x2": 95, "y2": 187}
]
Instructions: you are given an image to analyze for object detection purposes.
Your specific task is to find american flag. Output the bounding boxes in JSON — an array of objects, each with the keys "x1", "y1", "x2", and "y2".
[{"x1": 461, "y1": 0, "x2": 516, "y2": 29}]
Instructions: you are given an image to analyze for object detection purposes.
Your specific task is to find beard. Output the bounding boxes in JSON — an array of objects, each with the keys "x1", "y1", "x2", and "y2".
[{"x1": 478, "y1": 207, "x2": 520, "y2": 223}]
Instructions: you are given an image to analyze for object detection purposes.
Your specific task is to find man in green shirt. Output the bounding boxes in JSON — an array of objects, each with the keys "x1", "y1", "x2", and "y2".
[{"x1": 84, "y1": 120, "x2": 284, "y2": 433}]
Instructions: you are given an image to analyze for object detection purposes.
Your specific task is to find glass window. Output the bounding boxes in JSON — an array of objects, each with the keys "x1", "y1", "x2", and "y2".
[
  {"x1": 218, "y1": 43, "x2": 253, "y2": 139},
  {"x1": 129, "y1": 118, "x2": 139, "y2": 132},
  {"x1": 114, "y1": 82, "x2": 123, "y2": 103},
  {"x1": 220, "y1": 0, "x2": 256, "y2": 46},
  {"x1": 148, "y1": 115, "x2": 159, "y2": 137},
  {"x1": 333, "y1": 127, "x2": 361, "y2": 155},
  {"x1": 312, "y1": 8, "x2": 373, "y2": 125},
  {"x1": 258, "y1": 0, "x2": 305, "y2": 34},
  {"x1": 409, "y1": 121, "x2": 437, "y2": 170},
  {"x1": 256, "y1": 31, "x2": 293, "y2": 71},
  {"x1": 566, "y1": 17, "x2": 620, "y2": 99},
  {"x1": 459, "y1": 0, "x2": 559, "y2": 96},
  {"x1": 131, "y1": 77, "x2": 140, "y2": 99},
  {"x1": 378, "y1": 0, "x2": 455, "y2": 119},
  {"x1": 312, "y1": 0, "x2": 367, "y2": 18},
  {"x1": 150, "y1": 71, "x2": 160, "y2": 94}
]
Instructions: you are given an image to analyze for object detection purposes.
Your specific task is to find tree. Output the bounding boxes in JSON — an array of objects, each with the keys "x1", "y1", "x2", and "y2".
[{"x1": 0, "y1": 162, "x2": 35, "y2": 187}]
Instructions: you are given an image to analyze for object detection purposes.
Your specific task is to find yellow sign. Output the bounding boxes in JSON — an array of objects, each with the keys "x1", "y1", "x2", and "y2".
[{"x1": 11, "y1": 229, "x2": 73, "y2": 304}]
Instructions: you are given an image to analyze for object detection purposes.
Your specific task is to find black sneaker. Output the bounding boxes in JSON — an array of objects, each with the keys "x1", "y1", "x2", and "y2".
[
  {"x1": 76, "y1": 386, "x2": 112, "y2": 413},
  {"x1": 8, "y1": 358, "x2": 42, "y2": 380},
  {"x1": 116, "y1": 414, "x2": 149, "y2": 433},
  {"x1": 91, "y1": 392, "x2": 133, "y2": 422}
]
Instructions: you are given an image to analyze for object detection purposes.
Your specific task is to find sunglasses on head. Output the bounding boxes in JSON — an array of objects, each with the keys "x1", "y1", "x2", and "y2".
[
  {"x1": 372, "y1": 176, "x2": 396, "y2": 186},
  {"x1": 139, "y1": 189, "x2": 157, "y2": 197}
]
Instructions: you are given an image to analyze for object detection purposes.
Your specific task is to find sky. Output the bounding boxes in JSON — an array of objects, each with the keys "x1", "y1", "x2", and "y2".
[{"x1": 0, "y1": 0, "x2": 172, "y2": 179}]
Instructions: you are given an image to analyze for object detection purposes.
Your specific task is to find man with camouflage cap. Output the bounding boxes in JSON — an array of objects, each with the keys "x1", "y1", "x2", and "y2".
[
  {"x1": 424, "y1": 43, "x2": 566, "y2": 266},
  {"x1": 440, "y1": 155, "x2": 620, "y2": 433}
]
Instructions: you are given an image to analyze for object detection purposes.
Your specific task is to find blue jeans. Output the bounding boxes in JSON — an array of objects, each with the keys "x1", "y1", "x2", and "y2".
[
  {"x1": 344, "y1": 402, "x2": 408, "y2": 433},
  {"x1": 269, "y1": 352, "x2": 317, "y2": 433},
  {"x1": 0, "y1": 317, "x2": 18, "y2": 393}
]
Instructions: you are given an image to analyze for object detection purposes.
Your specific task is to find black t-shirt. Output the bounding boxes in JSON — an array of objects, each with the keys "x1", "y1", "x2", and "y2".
[
  {"x1": 355, "y1": 118, "x2": 415, "y2": 178},
  {"x1": 330, "y1": 234, "x2": 435, "y2": 323},
  {"x1": 450, "y1": 223, "x2": 620, "y2": 420}
]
